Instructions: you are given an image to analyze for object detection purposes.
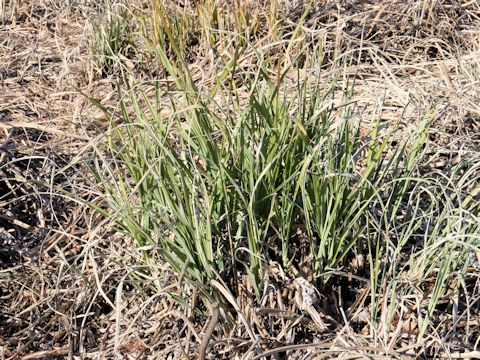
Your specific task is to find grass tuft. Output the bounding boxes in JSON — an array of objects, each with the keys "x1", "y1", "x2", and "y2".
[{"x1": 90, "y1": 3, "x2": 480, "y2": 353}]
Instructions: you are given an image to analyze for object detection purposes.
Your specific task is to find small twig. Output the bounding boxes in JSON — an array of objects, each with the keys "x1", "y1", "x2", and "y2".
[
  {"x1": 198, "y1": 302, "x2": 220, "y2": 360},
  {"x1": 21, "y1": 346, "x2": 68, "y2": 359},
  {"x1": 0, "y1": 213, "x2": 30, "y2": 229}
]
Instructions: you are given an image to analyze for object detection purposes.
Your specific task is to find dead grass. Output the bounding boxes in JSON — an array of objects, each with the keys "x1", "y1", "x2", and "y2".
[{"x1": 1, "y1": 0, "x2": 479, "y2": 359}]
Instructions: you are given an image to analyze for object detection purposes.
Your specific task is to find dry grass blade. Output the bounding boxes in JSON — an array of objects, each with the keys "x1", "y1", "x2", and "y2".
[
  {"x1": 0, "y1": 123, "x2": 90, "y2": 141},
  {"x1": 198, "y1": 301, "x2": 220, "y2": 360}
]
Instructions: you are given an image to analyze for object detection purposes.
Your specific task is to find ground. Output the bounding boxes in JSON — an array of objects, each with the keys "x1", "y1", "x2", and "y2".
[{"x1": 1, "y1": 0, "x2": 480, "y2": 359}]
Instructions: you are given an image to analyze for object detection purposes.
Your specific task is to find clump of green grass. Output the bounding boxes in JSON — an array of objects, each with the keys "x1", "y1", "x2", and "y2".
[
  {"x1": 91, "y1": 0, "x2": 480, "y2": 347},
  {"x1": 93, "y1": 57, "x2": 432, "y2": 301},
  {"x1": 93, "y1": 6, "x2": 137, "y2": 75}
]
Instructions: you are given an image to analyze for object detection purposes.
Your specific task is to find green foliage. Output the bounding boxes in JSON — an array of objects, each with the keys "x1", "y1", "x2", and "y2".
[
  {"x1": 94, "y1": 7, "x2": 137, "y2": 74},
  {"x1": 91, "y1": 0, "x2": 480, "y2": 339},
  {"x1": 94, "y1": 58, "x2": 437, "y2": 303}
]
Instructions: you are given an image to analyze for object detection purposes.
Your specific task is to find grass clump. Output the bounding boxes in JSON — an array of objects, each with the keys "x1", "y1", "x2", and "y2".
[
  {"x1": 95, "y1": 59, "x2": 433, "y2": 303},
  {"x1": 93, "y1": 5, "x2": 138, "y2": 75},
  {"x1": 92, "y1": 0, "x2": 480, "y2": 352}
]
